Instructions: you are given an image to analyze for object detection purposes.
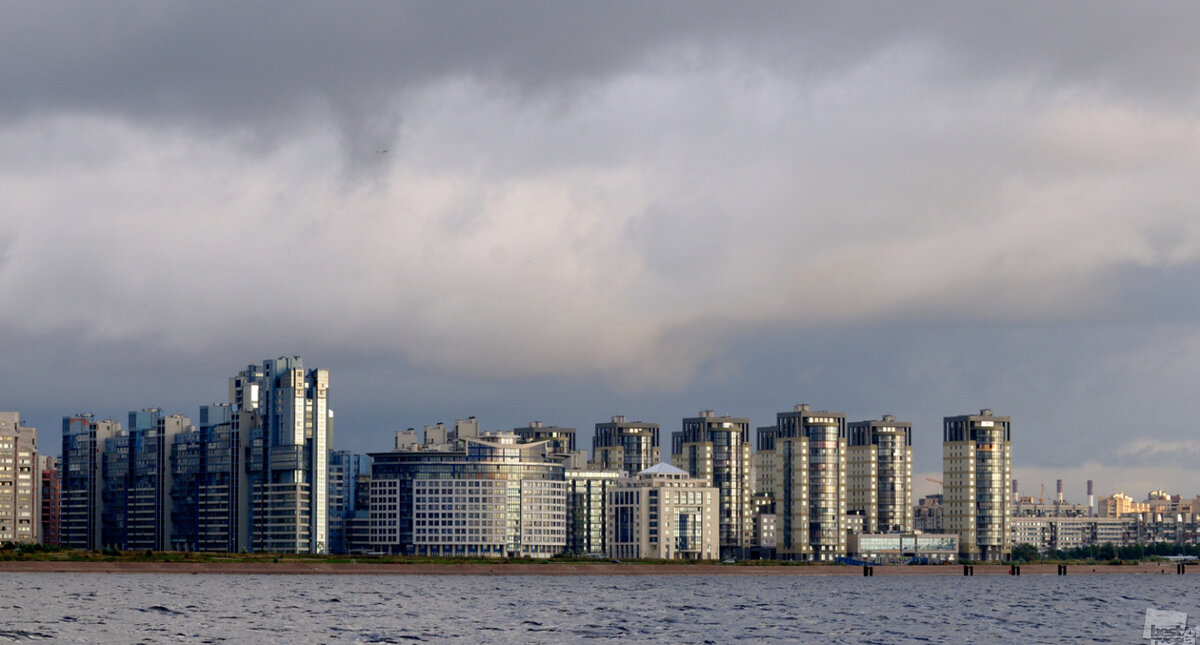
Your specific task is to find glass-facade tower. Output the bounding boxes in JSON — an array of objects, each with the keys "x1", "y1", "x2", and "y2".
[
  {"x1": 671, "y1": 410, "x2": 752, "y2": 559},
  {"x1": 943, "y1": 409, "x2": 1012, "y2": 561}
]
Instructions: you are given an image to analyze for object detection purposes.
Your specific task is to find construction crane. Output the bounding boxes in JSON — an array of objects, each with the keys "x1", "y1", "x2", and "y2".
[{"x1": 925, "y1": 477, "x2": 943, "y2": 487}]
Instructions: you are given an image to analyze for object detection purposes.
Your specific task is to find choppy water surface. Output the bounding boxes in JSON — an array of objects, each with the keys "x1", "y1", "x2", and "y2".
[{"x1": 0, "y1": 573, "x2": 1194, "y2": 643}]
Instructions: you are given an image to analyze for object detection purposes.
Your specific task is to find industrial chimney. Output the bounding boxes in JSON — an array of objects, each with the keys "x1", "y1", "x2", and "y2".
[
  {"x1": 1056, "y1": 479, "x2": 1064, "y2": 504},
  {"x1": 1087, "y1": 480, "x2": 1095, "y2": 516}
]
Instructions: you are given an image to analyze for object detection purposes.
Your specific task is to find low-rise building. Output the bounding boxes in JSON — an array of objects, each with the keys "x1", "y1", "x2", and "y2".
[
  {"x1": 848, "y1": 533, "x2": 958, "y2": 564},
  {"x1": 608, "y1": 463, "x2": 718, "y2": 561},
  {"x1": 369, "y1": 432, "x2": 566, "y2": 558}
]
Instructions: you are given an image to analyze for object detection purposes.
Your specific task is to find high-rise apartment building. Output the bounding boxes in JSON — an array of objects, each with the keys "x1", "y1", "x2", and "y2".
[
  {"x1": 328, "y1": 450, "x2": 368, "y2": 555},
  {"x1": 40, "y1": 455, "x2": 60, "y2": 546},
  {"x1": 757, "y1": 405, "x2": 848, "y2": 561},
  {"x1": 847, "y1": 415, "x2": 913, "y2": 534},
  {"x1": 515, "y1": 421, "x2": 586, "y2": 467},
  {"x1": 943, "y1": 409, "x2": 1012, "y2": 561},
  {"x1": 592, "y1": 416, "x2": 660, "y2": 476},
  {"x1": 102, "y1": 410, "x2": 189, "y2": 551},
  {"x1": 0, "y1": 412, "x2": 39, "y2": 544},
  {"x1": 61, "y1": 414, "x2": 120, "y2": 550},
  {"x1": 514, "y1": 421, "x2": 576, "y2": 453},
  {"x1": 671, "y1": 410, "x2": 752, "y2": 559},
  {"x1": 246, "y1": 357, "x2": 332, "y2": 554},
  {"x1": 170, "y1": 403, "x2": 253, "y2": 552},
  {"x1": 564, "y1": 467, "x2": 621, "y2": 555}
]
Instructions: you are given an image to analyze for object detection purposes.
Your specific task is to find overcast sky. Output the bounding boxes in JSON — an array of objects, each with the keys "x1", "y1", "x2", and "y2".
[{"x1": 3, "y1": 3, "x2": 1200, "y2": 502}]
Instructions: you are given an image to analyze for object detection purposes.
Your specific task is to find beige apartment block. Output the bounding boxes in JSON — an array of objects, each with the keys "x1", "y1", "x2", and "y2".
[
  {"x1": 1098, "y1": 492, "x2": 1149, "y2": 517},
  {"x1": 943, "y1": 409, "x2": 1012, "y2": 561},
  {"x1": 847, "y1": 415, "x2": 913, "y2": 534},
  {"x1": 607, "y1": 463, "x2": 718, "y2": 561},
  {"x1": 0, "y1": 412, "x2": 38, "y2": 544},
  {"x1": 758, "y1": 405, "x2": 848, "y2": 561}
]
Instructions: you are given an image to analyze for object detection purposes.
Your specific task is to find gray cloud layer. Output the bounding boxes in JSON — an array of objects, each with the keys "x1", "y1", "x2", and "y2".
[{"x1": 3, "y1": 3, "x2": 1200, "y2": 497}]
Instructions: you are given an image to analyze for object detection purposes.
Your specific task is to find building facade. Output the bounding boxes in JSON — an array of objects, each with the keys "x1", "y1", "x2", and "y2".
[
  {"x1": 61, "y1": 414, "x2": 120, "y2": 550},
  {"x1": 0, "y1": 412, "x2": 38, "y2": 544},
  {"x1": 847, "y1": 415, "x2": 913, "y2": 534},
  {"x1": 170, "y1": 403, "x2": 254, "y2": 552},
  {"x1": 369, "y1": 433, "x2": 567, "y2": 558},
  {"x1": 101, "y1": 410, "x2": 191, "y2": 551},
  {"x1": 758, "y1": 405, "x2": 848, "y2": 561},
  {"x1": 40, "y1": 455, "x2": 60, "y2": 546},
  {"x1": 672, "y1": 410, "x2": 752, "y2": 559},
  {"x1": 564, "y1": 467, "x2": 622, "y2": 555},
  {"x1": 848, "y1": 532, "x2": 958, "y2": 564},
  {"x1": 592, "y1": 416, "x2": 660, "y2": 477},
  {"x1": 328, "y1": 450, "x2": 369, "y2": 555},
  {"x1": 943, "y1": 409, "x2": 1012, "y2": 561},
  {"x1": 246, "y1": 357, "x2": 332, "y2": 554},
  {"x1": 607, "y1": 463, "x2": 718, "y2": 560}
]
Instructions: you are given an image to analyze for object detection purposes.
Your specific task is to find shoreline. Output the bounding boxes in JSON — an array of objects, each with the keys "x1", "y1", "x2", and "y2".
[{"x1": 0, "y1": 561, "x2": 1186, "y2": 576}]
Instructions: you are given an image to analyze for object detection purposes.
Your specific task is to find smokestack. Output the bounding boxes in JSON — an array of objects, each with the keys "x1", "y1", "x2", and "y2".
[
  {"x1": 1056, "y1": 479, "x2": 1064, "y2": 504},
  {"x1": 1088, "y1": 480, "x2": 1095, "y2": 516}
]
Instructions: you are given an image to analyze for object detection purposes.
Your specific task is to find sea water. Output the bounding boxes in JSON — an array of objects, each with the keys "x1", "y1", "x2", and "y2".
[{"x1": 0, "y1": 573, "x2": 1194, "y2": 643}]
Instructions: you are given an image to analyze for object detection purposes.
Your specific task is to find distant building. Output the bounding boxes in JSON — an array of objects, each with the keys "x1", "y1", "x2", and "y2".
[
  {"x1": 369, "y1": 433, "x2": 566, "y2": 558},
  {"x1": 943, "y1": 409, "x2": 1012, "y2": 561},
  {"x1": 40, "y1": 455, "x2": 60, "y2": 546},
  {"x1": 1013, "y1": 497, "x2": 1091, "y2": 518},
  {"x1": 393, "y1": 429, "x2": 419, "y2": 451},
  {"x1": 607, "y1": 463, "x2": 718, "y2": 560},
  {"x1": 592, "y1": 416, "x2": 660, "y2": 477},
  {"x1": 1010, "y1": 516, "x2": 1134, "y2": 554},
  {"x1": 61, "y1": 414, "x2": 120, "y2": 550},
  {"x1": 913, "y1": 494, "x2": 944, "y2": 533},
  {"x1": 0, "y1": 412, "x2": 39, "y2": 544},
  {"x1": 515, "y1": 421, "x2": 575, "y2": 453},
  {"x1": 847, "y1": 415, "x2": 913, "y2": 533},
  {"x1": 672, "y1": 410, "x2": 753, "y2": 559},
  {"x1": 1098, "y1": 492, "x2": 1150, "y2": 518},
  {"x1": 757, "y1": 405, "x2": 848, "y2": 562},
  {"x1": 515, "y1": 422, "x2": 586, "y2": 468}
]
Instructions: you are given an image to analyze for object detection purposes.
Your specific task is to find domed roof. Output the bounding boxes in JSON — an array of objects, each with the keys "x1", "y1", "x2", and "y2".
[{"x1": 638, "y1": 462, "x2": 689, "y2": 476}]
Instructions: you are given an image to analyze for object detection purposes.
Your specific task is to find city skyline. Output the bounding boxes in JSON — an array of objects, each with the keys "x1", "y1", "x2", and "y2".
[
  {"x1": 4, "y1": 5, "x2": 1200, "y2": 504},
  {"x1": 10, "y1": 375, "x2": 1189, "y2": 506}
]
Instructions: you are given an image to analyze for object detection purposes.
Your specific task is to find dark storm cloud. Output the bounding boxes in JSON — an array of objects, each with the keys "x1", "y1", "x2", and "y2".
[{"x1": 3, "y1": 3, "x2": 1198, "y2": 128}]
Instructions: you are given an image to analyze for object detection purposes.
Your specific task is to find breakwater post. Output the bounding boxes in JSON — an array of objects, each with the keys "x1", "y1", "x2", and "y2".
[
  {"x1": 863, "y1": 565, "x2": 873, "y2": 577},
  {"x1": 963, "y1": 565, "x2": 974, "y2": 576},
  {"x1": 1009, "y1": 564, "x2": 1020, "y2": 576},
  {"x1": 1178, "y1": 563, "x2": 1186, "y2": 575},
  {"x1": 1057, "y1": 564, "x2": 1067, "y2": 575}
]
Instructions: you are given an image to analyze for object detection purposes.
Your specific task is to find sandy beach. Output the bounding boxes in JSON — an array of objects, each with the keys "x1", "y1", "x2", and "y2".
[{"x1": 0, "y1": 561, "x2": 1185, "y2": 576}]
